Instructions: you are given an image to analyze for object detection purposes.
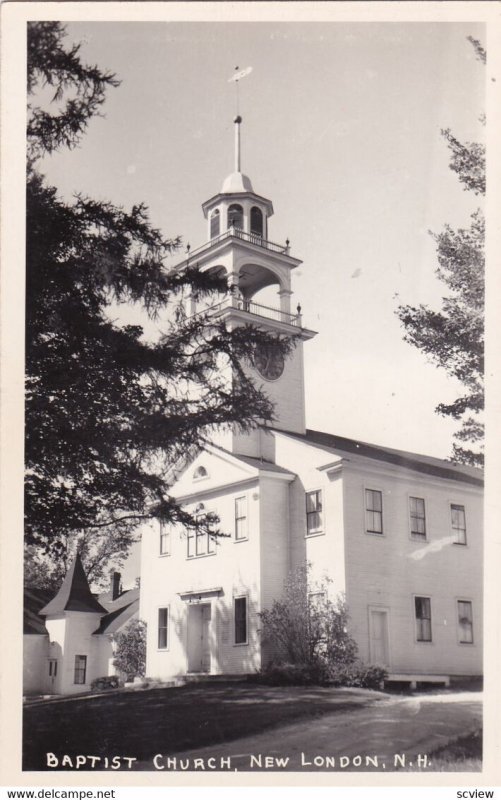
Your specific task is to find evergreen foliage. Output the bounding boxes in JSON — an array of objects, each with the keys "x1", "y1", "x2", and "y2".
[
  {"x1": 396, "y1": 38, "x2": 485, "y2": 467},
  {"x1": 26, "y1": 22, "x2": 292, "y2": 563}
]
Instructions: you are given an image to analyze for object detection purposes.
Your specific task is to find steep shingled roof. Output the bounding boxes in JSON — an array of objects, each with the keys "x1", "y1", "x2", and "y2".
[
  {"x1": 93, "y1": 586, "x2": 140, "y2": 634},
  {"x1": 24, "y1": 587, "x2": 52, "y2": 634},
  {"x1": 39, "y1": 553, "x2": 108, "y2": 616},
  {"x1": 273, "y1": 428, "x2": 483, "y2": 487},
  {"x1": 93, "y1": 593, "x2": 139, "y2": 635}
]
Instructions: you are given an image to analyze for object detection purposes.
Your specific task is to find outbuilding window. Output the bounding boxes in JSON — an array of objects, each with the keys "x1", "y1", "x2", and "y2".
[{"x1": 74, "y1": 655, "x2": 87, "y2": 684}]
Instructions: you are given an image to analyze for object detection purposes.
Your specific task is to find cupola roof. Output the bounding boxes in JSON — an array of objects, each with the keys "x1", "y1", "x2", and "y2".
[{"x1": 221, "y1": 170, "x2": 254, "y2": 193}]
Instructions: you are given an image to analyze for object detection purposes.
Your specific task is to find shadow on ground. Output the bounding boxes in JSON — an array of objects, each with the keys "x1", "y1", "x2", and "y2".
[{"x1": 23, "y1": 683, "x2": 383, "y2": 770}]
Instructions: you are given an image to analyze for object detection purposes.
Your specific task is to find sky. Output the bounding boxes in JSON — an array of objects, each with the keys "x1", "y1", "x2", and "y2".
[{"x1": 35, "y1": 20, "x2": 485, "y2": 583}]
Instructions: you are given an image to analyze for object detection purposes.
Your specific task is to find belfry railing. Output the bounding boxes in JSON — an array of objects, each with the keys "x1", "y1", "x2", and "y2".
[
  {"x1": 191, "y1": 295, "x2": 302, "y2": 327},
  {"x1": 186, "y1": 228, "x2": 290, "y2": 259}
]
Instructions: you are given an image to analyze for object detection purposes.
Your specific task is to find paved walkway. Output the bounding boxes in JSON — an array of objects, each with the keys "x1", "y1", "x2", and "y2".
[{"x1": 140, "y1": 691, "x2": 482, "y2": 773}]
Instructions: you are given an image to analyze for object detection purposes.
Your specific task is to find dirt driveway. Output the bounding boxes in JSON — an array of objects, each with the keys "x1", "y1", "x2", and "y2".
[{"x1": 140, "y1": 691, "x2": 482, "y2": 773}]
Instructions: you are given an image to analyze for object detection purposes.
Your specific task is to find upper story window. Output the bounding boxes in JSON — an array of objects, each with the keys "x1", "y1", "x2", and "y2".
[
  {"x1": 415, "y1": 596, "x2": 432, "y2": 642},
  {"x1": 210, "y1": 209, "x2": 220, "y2": 239},
  {"x1": 451, "y1": 504, "x2": 467, "y2": 545},
  {"x1": 235, "y1": 496, "x2": 248, "y2": 541},
  {"x1": 159, "y1": 522, "x2": 171, "y2": 556},
  {"x1": 250, "y1": 206, "x2": 263, "y2": 237},
  {"x1": 187, "y1": 506, "x2": 216, "y2": 558},
  {"x1": 193, "y1": 465, "x2": 209, "y2": 481},
  {"x1": 306, "y1": 490, "x2": 323, "y2": 536},
  {"x1": 409, "y1": 497, "x2": 426, "y2": 540},
  {"x1": 457, "y1": 600, "x2": 473, "y2": 644},
  {"x1": 365, "y1": 489, "x2": 383, "y2": 535},
  {"x1": 228, "y1": 204, "x2": 244, "y2": 230}
]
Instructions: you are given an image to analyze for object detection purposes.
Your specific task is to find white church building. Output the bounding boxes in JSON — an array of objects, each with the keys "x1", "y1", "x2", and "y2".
[{"x1": 139, "y1": 117, "x2": 483, "y2": 687}]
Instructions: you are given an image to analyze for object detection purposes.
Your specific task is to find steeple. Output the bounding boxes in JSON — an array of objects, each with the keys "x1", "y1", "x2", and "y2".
[
  {"x1": 174, "y1": 112, "x2": 317, "y2": 458},
  {"x1": 40, "y1": 552, "x2": 107, "y2": 616}
]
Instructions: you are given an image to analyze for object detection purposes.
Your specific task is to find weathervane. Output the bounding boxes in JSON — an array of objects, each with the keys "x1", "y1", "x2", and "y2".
[{"x1": 228, "y1": 65, "x2": 253, "y2": 116}]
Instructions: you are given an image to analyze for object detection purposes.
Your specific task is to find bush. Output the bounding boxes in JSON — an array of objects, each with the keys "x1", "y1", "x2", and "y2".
[
  {"x1": 112, "y1": 619, "x2": 147, "y2": 680},
  {"x1": 328, "y1": 661, "x2": 387, "y2": 689},
  {"x1": 254, "y1": 660, "x2": 387, "y2": 688},
  {"x1": 91, "y1": 675, "x2": 120, "y2": 692},
  {"x1": 258, "y1": 564, "x2": 358, "y2": 667},
  {"x1": 253, "y1": 661, "x2": 332, "y2": 686}
]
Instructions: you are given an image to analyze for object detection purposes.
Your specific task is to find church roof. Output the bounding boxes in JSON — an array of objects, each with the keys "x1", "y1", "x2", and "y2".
[
  {"x1": 93, "y1": 588, "x2": 139, "y2": 635},
  {"x1": 274, "y1": 428, "x2": 483, "y2": 487},
  {"x1": 39, "y1": 553, "x2": 108, "y2": 616},
  {"x1": 216, "y1": 447, "x2": 295, "y2": 476}
]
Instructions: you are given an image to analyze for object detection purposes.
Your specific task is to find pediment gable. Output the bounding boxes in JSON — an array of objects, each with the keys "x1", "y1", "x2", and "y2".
[{"x1": 170, "y1": 445, "x2": 261, "y2": 500}]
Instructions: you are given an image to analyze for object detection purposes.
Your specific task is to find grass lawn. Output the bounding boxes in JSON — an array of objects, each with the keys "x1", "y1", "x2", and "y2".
[
  {"x1": 23, "y1": 682, "x2": 381, "y2": 770},
  {"x1": 399, "y1": 729, "x2": 482, "y2": 772}
]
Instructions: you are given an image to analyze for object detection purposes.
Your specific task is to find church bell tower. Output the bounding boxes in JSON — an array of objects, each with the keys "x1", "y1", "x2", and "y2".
[{"x1": 174, "y1": 116, "x2": 316, "y2": 459}]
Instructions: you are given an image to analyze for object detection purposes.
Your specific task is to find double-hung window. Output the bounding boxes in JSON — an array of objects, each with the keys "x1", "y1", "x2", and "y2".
[
  {"x1": 457, "y1": 600, "x2": 473, "y2": 644},
  {"x1": 306, "y1": 490, "x2": 323, "y2": 535},
  {"x1": 410, "y1": 497, "x2": 426, "y2": 539},
  {"x1": 451, "y1": 504, "x2": 467, "y2": 545},
  {"x1": 365, "y1": 489, "x2": 383, "y2": 534},
  {"x1": 415, "y1": 596, "x2": 432, "y2": 642},
  {"x1": 187, "y1": 512, "x2": 216, "y2": 558},
  {"x1": 235, "y1": 496, "x2": 248, "y2": 540},
  {"x1": 158, "y1": 607, "x2": 169, "y2": 649},
  {"x1": 159, "y1": 522, "x2": 171, "y2": 555},
  {"x1": 74, "y1": 655, "x2": 87, "y2": 684},
  {"x1": 234, "y1": 596, "x2": 248, "y2": 645}
]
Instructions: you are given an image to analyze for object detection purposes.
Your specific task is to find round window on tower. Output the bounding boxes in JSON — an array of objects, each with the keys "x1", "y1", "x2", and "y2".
[
  {"x1": 210, "y1": 209, "x2": 220, "y2": 239},
  {"x1": 228, "y1": 204, "x2": 244, "y2": 230},
  {"x1": 250, "y1": 206, "x2": 263, "y2": 238}
]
